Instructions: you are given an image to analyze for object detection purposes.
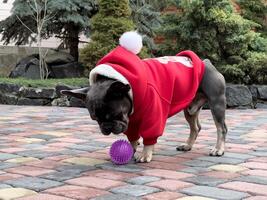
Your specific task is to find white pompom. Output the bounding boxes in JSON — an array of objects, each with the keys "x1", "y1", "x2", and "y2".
[{"x1": 119, "y1": 31, "x2": 143, "y2": 54}]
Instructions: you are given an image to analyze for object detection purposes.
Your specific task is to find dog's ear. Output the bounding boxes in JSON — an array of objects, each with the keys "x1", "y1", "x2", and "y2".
[
  {"x1": 106, "y1": 81, "x2": 130, "y2": 100},
  {"x1": 61, "y1": 87, "x2": 89, "y2": 101}
]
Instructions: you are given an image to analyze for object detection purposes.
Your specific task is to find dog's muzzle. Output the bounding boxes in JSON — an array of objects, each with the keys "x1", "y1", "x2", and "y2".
[{"x1": 100, "y1": 121, "x2": 128, "y2": 135}]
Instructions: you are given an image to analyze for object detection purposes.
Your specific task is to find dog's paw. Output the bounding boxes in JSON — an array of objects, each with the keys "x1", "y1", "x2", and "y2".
[
  {"x1": 209, "y1": 147, "x2": 224, "y2": 156},
  {"x1": 135, "y1": 145, "x2": 154, "y2": 163},
  {"x1": 176, "y1": 144, "x2": 192, "y2": 151}
]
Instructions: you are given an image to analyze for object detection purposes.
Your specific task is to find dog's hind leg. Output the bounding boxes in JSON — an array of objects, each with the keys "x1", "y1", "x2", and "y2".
[
  {"x1": 209, "y1": 97, "x2": 228, "y2": 156},
  {"x1": 176, "y1": 93, "x2": 206, "y2": 152}
]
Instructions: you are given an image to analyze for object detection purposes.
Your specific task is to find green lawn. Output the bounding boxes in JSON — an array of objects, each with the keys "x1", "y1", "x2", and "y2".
[{"x1": 0, "y1": 77, "x2": 88, "y2": 88}]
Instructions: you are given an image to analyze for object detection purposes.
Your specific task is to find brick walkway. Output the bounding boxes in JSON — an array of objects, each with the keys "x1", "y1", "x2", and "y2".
[{"x1": 0, "y1": 105, "x2": 266, "y2": 200}]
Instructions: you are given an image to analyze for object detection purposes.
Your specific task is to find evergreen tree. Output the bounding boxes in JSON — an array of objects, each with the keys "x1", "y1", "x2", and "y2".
[
  {"x1": 0, "y1": 0, "x2": 98, "y2": 61},
  {"x1": 80, "y1": 0, "x2": 135, "y2": 71},
  {"x1": 158, "y1": 0, "x2": 267, "y2": 84},
  {"x1": 238, "y1": 0, "x2": 267, "y2": 36},
  {"x1": 129, "y1": 0, "x2": 162, "y2": 51}
]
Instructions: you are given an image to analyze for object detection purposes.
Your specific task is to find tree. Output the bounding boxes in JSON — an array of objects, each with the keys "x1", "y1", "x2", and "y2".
[
  {"x1": 0, "y1": 0, "x2": 98, "y2": 61},
  {"x1": 80, "y1": 0, "x2": 135, "y2": 71},
  {"x1": 129, "y1": 0, "x2": 162, "y2": 52},
  {"x1": 238, "y1": 0, "x2": 267, "y2": 36},
  {"x1": 158, "y1": 0, "x2": 267, "y2": 84}
]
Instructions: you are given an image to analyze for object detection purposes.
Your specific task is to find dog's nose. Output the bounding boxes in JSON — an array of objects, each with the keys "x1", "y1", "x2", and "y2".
[{"x1": 101, "y1": 122, "x2": 114, "y2": 135}]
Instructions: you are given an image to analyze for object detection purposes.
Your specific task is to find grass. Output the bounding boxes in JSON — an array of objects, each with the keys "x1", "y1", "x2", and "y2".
[{"x1": 0, "y1": 77, "x2": 89, "y2": 88}]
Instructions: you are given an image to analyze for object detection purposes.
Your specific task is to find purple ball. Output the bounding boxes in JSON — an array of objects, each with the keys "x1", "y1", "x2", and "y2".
[{"x1": 109, "y1": 139, "x2": 134, "y2": 165}]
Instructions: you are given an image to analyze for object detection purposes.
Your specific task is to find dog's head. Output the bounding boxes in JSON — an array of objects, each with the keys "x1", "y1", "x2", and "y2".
[{"x1": 61, "y1": 80, "x2": 132, "y2": 136}]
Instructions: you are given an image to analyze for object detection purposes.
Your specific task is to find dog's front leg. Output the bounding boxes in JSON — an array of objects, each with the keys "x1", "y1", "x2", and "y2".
[
  {"x1": 135, "y1": 145, "x2": 154, "y2": 163},
  {"x1": 130, "y1": 140, "x2": 140, "y2": 153}
]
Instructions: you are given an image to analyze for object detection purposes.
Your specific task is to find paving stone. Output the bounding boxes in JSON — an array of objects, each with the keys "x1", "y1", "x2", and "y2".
[
  {"x1": 184, "y1": 175, "x2": 227, "y2": 186},
  {"x1": 224, "y1": 152, "x2": 255, "y2": 160},
  {"x1": 5, "y1": 157, "x2": 39, "y2": 164},
  {"x1": 197, "y1": 156, "x2": 244, "y2": 164},
  {"x1": 208, "y1": 164, "x2": 248, "y2": 173},
  {"x1": 62, "y1": 157, "x2": 108, "y2": 166},
  {"x1": 0, "y1": 162, "x2": 18, "y2": 170},
  {"x1": 66, "y1": 176, "x2": 126, "y2": 189},
  {"x1": 44, "y1": 185, "x2": 110, "y2": 200},
  {"x1": 17, "y1": 150, "x2": 60, "y2": 159},
  {"x1": 91, "y1": 194, "x2": 140, "y2": 200},
  {"x1": 0, "y1": 188, "x2": 37, "y2": 200},
  {"x1": 40, "y1": 170, "x2": 82, "y2": 181},
  {"x1": 97, "y1": 162, "x2": 145, "y2": 173},
  {"x1": 29, "y1": 134, "x2": 57, "y2": 140},
  {"x1": 143, "y1": 191, "x2": 184, "y2": 200},
  {"x1": 142, "y1": 169, "x2": 194, "y2": 179},
  {"x1": 242, "y1": 169, "x2": 267, "y2": 177},
  {"x1": 181, "y1": 167, "x2": 211, "y2": 174},
  {"x1": 234, "y1": 175, "x2": 267, "y2": 185},
  {"x1": 184, "y1": 159, "x2": 215, "y2": 167},
  {"x1": 147, "y1": 179, "x2": 193, "y2": 191},
  {"x1": 219, "y1": 181, "x2": 267, "y2": 196},
  {"x1": 4, "y1": 177, "x2": 63, "y2": 192},
  {"x1": 176, "y1": 197, "x2": 216, "y2": 200},
  {"x1": 0, "y1": 153, "x2": 20, "y2": 161},
  {"x1": 68, "y1": 144, "x2": 103, "y2": 152},
  {"x1": 0, "y1": 184, "x2": 12, "y2": 189},
  {"x1": 244, "y1": 196, "x2": 267, "y2": 200},
  {"x1": 240, "y1": 162, "x2": 267, "y2": 170},
  {"x1": 110, "y1": 185, "x2": 160, "y2": 197},
  {"x1": 56, "y1": 164, "x2": 96, "y2": 172},
  {"x1": 181, "y1": 186, "x2": 249, "y2": 200},
  {"x1": 127, "y1": 176, "x2": 161, "y2": 185},
  {"x1": 84, "y1": 169, "x2": 137, "y2": 181},
  {"x1": 17, "y1": 194, "x2": 74, "y2": 200},
  {"x1": 5, "y1": 166, "x2": 56, "y2": 176}
]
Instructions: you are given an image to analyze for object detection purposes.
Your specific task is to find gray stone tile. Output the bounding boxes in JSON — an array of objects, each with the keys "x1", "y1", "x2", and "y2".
[
  {"x1": 40, "y1": 170, "x2": 82, "y2": 181},
  {"x1": 184, "y1": 176, "x2": 227, "y2": 186},
  {"x1": 56, "y1": 164, "x2": 96, "y2": 172},
  {"x1": 29, "y1": 134, "x2": 57, "y2": 140},
  {"x1": 127, "y1": 176, "x2": 161, "y2": 185},
  {"x1": 16, "y1": 150, "x2": 60, "y2": 159},
  {"x1": 0, "y1": 153, "x2": 20, "y2": 161},
  {"x1": 181, "y1": 186, "x2": 249, "y2": 200},
  {"x1": 223, "y1": 152, "x2": 255, "y2": 160},
  {"x1": 68, "y1": 144, "x2": 103, "y2": 152},
  {"x1": 197, "y1": 156, "x2": 244, "y2": 164},
  {"x1": 4, "y1": 177, "x2": 63, "y2": 192},
  {"x1": 110, "y1": 185, "x2": 160, "y2": 197},
  {"x1": 0, "y1": 184, "x2": 12, "y2": 189},
  {"x1": 184, "y1": 159, "x2": 214, "y2": 167},
  {"x1": 234, "y1": 175, "x2": 267, "y2": 185},
  {"x1": 97, "y1": 163, "x2": 145, "y2": 173},
  {"x1": 0, "y1": 162, "x2": 18, "y2": 170},
  {"x1": 181, "y1": 167, "x2": 211, "y2": 174}
]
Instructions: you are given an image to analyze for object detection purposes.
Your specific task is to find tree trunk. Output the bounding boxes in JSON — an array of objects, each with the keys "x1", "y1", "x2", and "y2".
[{"x1": 67, "y1": 24, "x2": 80, "y2": 61}]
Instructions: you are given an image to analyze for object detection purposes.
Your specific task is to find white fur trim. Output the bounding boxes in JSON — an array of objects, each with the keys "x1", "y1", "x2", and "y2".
[
  {"x1": 89, "y1": 64, "x2": 134, "y2": 113},
  {"x1": 119, "y1": 31, "x2": 143, "y2": 54}
]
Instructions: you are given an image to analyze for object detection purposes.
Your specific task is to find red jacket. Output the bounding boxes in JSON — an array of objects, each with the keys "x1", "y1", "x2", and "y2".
[{"x1": 96, "y1": 46, "x2": 205, "y2": 145}]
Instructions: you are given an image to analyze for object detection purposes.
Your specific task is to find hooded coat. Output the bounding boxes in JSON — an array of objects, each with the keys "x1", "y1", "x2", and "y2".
[{"x1": 90, "y1": 46, "x2": 205, "y2": 145}]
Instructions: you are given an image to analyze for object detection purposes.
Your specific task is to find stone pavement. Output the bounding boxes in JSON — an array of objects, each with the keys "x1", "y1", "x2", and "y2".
[{"x1": 0, "y1": 105, "x2": 266, "y2": 200}]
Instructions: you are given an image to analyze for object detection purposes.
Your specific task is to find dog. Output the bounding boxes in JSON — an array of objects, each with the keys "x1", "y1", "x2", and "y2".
[{"x1": 61, "y1": 31, "x2": 227, "y2": 163}]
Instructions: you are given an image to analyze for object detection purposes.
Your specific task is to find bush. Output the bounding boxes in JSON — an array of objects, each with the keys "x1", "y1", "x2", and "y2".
[
  {"x1": 80, "y1": 0, "x2": 135, "y2": 72},
  {"x1": 158, "y1": 0, "x2": 267, "y2": 84}
]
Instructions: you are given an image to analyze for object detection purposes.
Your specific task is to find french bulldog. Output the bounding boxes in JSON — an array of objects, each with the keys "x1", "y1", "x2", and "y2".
[
  {"x1": 61, "y1": 59, "x2": 227, "y2": 163},
  {"x1": 61, "y1": 32, "x2": 227, "y2": 163}
]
